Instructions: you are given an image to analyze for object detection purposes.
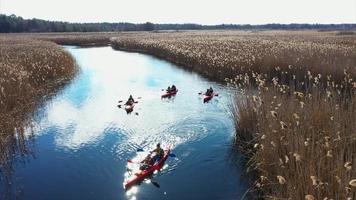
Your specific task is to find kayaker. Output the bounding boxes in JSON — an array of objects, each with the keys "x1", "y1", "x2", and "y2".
[
  {"x1": 205, "y1": 87, "x2": 213, "y2": 96},
  {"x1": 166, "y1": 86, "x2": 171, "y2": 92},
  {"x1": 126, "y1": 95, "x2": 135, "y2": 105},
  {"x1": 140, "y1": 154, "x2": 153, "y2": 170},
  {"x1": 151, "y1": 143, "x2": 164, "y2": 163},
  {"x1": 209, "y1": 87, "x2": 214, "y2": 94},
  {"x1": 171, "y1": 85, "x2": 177, "y2": 92}
]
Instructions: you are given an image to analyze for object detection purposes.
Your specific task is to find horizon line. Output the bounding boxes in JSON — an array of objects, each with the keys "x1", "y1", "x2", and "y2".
[{"x1": 3, "y1": 14, "x2": 356, "y2": 26}]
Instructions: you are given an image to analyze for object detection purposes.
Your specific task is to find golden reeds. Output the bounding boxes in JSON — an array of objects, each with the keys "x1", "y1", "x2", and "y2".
[
  {"x1": 231, "y1": 68, "x2": 356, "y2": 199},
  {"x1": 4, "y1": 32, "x2": 121, "y2": 46},
  {"x1": 110, "y1": 30, "x2": 356, "y2": 83},
  {"x1": 110, "y1": 30, "x2": 356, "y2": 199},
  {"x1": 0, "y1": 36, "x2": 77, "y2": 197}
]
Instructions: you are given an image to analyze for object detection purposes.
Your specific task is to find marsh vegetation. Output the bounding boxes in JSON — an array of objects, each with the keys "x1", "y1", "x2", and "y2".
[
  {"x1": 111, "y1": 30, "x2": 356, "y2": 199},
  {"x1": 0, "y1": 36, "x2": 77, "y2": 197},
  {"x1": 1, "y1": 30, "x2": 355, "y2": 199}
]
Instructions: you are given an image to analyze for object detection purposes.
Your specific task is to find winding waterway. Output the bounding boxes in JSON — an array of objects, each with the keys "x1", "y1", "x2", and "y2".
[{"x1": 5, "y1": 46, "x2": 248, "y2": 200}]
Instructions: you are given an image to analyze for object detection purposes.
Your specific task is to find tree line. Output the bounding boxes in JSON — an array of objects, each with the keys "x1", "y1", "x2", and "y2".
[{"x1": 1, "y1": 14, "x2": 355, "y2": 33}]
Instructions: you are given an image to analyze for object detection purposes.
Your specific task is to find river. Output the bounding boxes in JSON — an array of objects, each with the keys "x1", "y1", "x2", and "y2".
[{"x1": 5, "y1": 46, "x2": 248, "y2": 200}]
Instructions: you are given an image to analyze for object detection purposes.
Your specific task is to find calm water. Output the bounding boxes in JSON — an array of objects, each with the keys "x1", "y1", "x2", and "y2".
[{"x1": 7, "y1": 46, "x2": 247, "y2": 200}]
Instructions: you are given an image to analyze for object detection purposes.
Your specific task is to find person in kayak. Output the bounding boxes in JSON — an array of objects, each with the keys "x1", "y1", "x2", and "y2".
[
  {"x1": 151, "y1": 143, "x2": 164, "y2": 163},
  {"x1": 209, "y1": 87, "x2": 214, "y2": 94},
  {"x1": 140, "y1": 154, "x2": 154, "y2": 170},
  {"x1": 205, "y1": 87, "x2": 214, "y2": 96},
  {"x1": 125, "y1": 95, "x2": 135, "y2": 105},
  {"x1": 166, "y1": 86, "x2": 171, "y2": 92},
  {"x1": 205, "y1": 89, "x2": 210, "y2": 96},
  {"x1": 171, "y1": 85, "x2": 177, "y2": 92}
]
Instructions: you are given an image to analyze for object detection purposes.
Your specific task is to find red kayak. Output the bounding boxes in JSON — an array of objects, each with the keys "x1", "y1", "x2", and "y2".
[
  {"x1": 124, "y1": 148, "x2": 171, "y2": 189},
  {"x1": 203, "y1": 93, "x2": 218, "y2": 103},
  {"x1": 161, "y1": 89, "x2": 178, "y2": 98}
]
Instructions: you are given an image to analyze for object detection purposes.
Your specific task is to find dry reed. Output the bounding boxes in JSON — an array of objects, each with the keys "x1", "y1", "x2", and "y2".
[
  {"x1": 110, "y1": 30, "x2": 356, "y2": 199},
  {"x1": 0, "y1": 36, "x2": 77, "y2": 197},
  {"x1": 110, "y1": 30, "x2": 356, "y2": 83},
  {"x1": 231, "y1": 69, "x2": 356, "y2": 199}
]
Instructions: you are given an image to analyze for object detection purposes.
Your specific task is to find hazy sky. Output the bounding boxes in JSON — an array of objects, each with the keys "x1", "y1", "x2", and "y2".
[{"x1": 1, "y1": 0, "x2": 355, "y2": 24}]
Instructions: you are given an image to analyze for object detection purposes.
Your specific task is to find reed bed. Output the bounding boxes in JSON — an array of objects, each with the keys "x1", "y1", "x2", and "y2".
[
  {"x1": 111, "y1": 30, "x2": 356, "y2": 199},
  {"x1": 231, "y1": 69, "x2": 356, "y2": 199},
  {"x1": 0, "y1": 36, "x2": 77, "y2": 197},
  {"x1": 111, "y1": 30, "x2": 356, "y2": 83},
  {"x1": 6, "y1": 32, "x2": 121, "y2": 46}
]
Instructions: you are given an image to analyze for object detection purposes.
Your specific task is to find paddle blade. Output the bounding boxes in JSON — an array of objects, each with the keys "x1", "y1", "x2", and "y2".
[
  {"x1": 137, "y1": 148, "x2": 144, "y2": 152},
  {"x1": 214, "y1": 93, "x2": 219, "y2": 96},
  {"x1": 134, "y1": 101, "x2": 138, "y2": 103},
  {"x1": 151, "y1": 181, "x2": 160, "y2": 188},
  {"x1": 118, "y1": 105, "x2": 122, "y2": 108},
  {"x1": 198, "y1": 92, "x2": 202, "y2": 95},
  {"x1": 127, "y1": 159, "x2": 134, "y2": 163},
  {"x1": 137, "y1": 97, "x2": 142, "y2": 99},
  {"x1": 118, "y1": 100, "x2": 123, "y2": 103},
  {"x1": 169, "y1": 153, "x2": 176, "y2": 157}
]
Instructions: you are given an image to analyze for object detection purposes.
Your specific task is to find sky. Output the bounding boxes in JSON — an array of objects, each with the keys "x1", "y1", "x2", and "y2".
[{"x1": 0, "y1": 0, "x2": 355, "y2": 24}]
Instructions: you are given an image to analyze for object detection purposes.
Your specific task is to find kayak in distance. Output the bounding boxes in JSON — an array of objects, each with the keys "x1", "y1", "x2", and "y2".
[
  {"x1": 117, "y1": 95, "x2": 140, "y2": 114},
  {"x1": 161, "y1": 89, "x2": 178, "y2": 98}
]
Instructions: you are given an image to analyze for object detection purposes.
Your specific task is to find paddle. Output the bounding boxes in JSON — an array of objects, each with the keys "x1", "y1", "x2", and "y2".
[
  {"x1": 118, "y1": 97, "x2": 141, "y2": 103},
  {"x1": 198, "y1": 92, "x2": 219, "y2": 96},
  {"x1": 118, "y1": 101, "x2": 139, "y2": 109},
  {"x1": 136, "y1": 148, "x2": 176, "y2": 157},
  {"x1": 151, "y1": 180, "x2": 160, "y2": 188}
]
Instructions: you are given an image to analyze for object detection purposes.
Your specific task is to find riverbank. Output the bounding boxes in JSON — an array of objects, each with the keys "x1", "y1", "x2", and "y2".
[
  {"x1": 110, "y1": 30, "x2": 356, "y2": 199},
  {"x1": 3, "y1": 32, "x2": 121, "y2": 46},
  {"x1": 0, "y1": 36, "x2": 78, "y2": 192}
]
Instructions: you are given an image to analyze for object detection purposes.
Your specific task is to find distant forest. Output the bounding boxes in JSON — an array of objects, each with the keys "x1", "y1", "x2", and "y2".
[{"x1": 1, "y1": 14, "x2": 356, "y2": 33}]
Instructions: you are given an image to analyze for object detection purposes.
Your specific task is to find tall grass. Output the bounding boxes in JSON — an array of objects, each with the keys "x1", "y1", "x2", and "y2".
[
  {"x1": 7, "y1": 32, "x2": 122, "y2": 46},
  {"x1": 0, "y1": 36, "x2": 77, "y2": 197},
  {"x1": 110, "y1": 31, "x2": 356, "y2": 83},
  {"x1": 231, "y1": 69, "x2": 356, "y2": 199},
  {"x1": 111, "y1": 30, "x2": 356, "y2": 198}
]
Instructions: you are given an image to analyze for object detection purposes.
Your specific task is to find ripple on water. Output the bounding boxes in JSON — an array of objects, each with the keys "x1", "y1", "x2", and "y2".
[{"x1": 4, "y1": 47, "x2": 247, "y2": 200}]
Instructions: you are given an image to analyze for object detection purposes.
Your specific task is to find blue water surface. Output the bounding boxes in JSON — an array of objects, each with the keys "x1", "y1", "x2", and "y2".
[{"x1": 9, "y1": 46, "x2": 248, "y2": 200}]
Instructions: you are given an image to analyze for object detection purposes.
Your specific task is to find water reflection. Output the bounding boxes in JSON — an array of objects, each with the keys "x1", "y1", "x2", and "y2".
[
  {"x1": 1, "y1": 46, "x2": 248, "y2": 200},
  {"x1": 0, "y1": 79, "x2": 74, "y2": 198},
  {"x1": 36, "y1": 47, "x2": 229, "y2": 153}
]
